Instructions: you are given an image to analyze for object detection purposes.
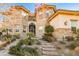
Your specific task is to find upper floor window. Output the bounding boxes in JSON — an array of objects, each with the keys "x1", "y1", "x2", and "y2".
[
  {"x1": 45, "y1": 10, "x2": 54, "y2": 17},
  {"x1": 15, "y1": 25, "x2": 20, "y2": 32},
  {"x1": 21, "y1": 11, "x2": 28, "y2": 16},
  {"x1": 15, "y1": 29, "x2": 19, "y2": 32}
]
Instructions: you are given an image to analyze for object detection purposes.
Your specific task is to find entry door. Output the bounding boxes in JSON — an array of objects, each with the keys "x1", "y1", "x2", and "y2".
[{"x1": 29, "y1": 23, "x2": 36, "y2": 35}]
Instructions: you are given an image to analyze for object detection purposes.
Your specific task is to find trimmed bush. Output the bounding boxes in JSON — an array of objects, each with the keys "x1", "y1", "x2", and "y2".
[
  {"x1": 42, "y1": 25, "x2": 55, "y2": 42},
  {"x1": 42, "y1": 33, "x2": 54, "y2": 42},
  {"x1": 45, "y1": 25, "x2": 54, "y2": 34},
  {"x1": 65, "y1": 36, "x2": 74, "y2": 41}
]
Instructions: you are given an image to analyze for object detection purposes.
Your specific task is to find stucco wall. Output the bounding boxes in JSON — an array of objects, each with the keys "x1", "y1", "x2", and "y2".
[
  {"x1": 49, "y1": 14, "x2": 79, "y2": 40},
  {"x1": 50, "y1": 14, "x2": 79, "y2": 29},
  {"x1": 2, "y1": 8, "x2": 29, "y2": 36}
]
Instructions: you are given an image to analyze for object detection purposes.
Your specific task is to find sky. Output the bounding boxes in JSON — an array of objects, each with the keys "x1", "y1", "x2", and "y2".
[
  {"x1": 0, "y1": 3, "x2": 79, "y2": 13},
  {"x1": 18, "y1": 3, "x2": 79, "y2": 13}
]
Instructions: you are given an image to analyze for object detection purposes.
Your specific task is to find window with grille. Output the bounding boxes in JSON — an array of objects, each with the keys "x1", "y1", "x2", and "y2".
[{"x1": 71, "y1": 20, "x2": 77, "y2": 33}]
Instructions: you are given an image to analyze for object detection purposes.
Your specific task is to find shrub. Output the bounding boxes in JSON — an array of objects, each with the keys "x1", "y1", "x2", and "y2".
[
  {"x1": 16, "y1": 40, "x2": 24, "y2": 47},
  {"x1": 2, "y1": 34, "x2": 13, "y2": 43},
  {"x1": 22, "y1": 38, "x2": 36, "y2": 45},
  {"x1": 2, "y1": 34, "x2": 17, "y2": 43},
  {"x1": 23, "y1": 47, "x2": 40, "y2": 56},
  {"x1": 65, "y1": 36, "x2": 74, "y2": 41},
  {"x1": 17, "y1": 37, "x2": 38, "y2": 46},
  {"x1": 13, "y1": 35, "x2": 20, "y2": 39},
  {"x1": 9, "y1": 46, "x2": 40, "y2": 56},
  {"x1": 42, "y1": 33, "x2": 54, "y2": 42},
  {"x1": 16, "y1": 32, "x2": 40, "y2": 47},
  {"x1": 11, "y1": 36, "x2": 16, "y2": 42},
  {"x1": 21, "y1": 32, "x2": 38, "y2": 45},
  {"x1": 45, "y1": 25, "x2": 54, "y2": 34},
  {"x1": 59, "y1": 41, "x2": 66, "y2": 44},
  {"x1": 23, "y1": 38, "x2": 31, "y2": 45},
  {"x1": 27, "y1": 32, "x2": 35, "y2": 39},
  {"x1": 2, "y1": 34, "x2": 12, "y2": 39},
  {"x1": 66, "y1": 41, "x2": 79, "y2": 50},
  {"x1": 42, "y1": 25, "x2": 55, "y2": 42},
  {"x1": 66, "y1": 42, "x2": 76, "y2": 50},
  {"x1": 9, "y1": 46, "x2": 25, "y2": 56}
]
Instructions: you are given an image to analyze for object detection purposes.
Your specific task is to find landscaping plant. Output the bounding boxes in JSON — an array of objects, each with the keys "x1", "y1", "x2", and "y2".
[{"x1": 42, "y1": 25, "x2": 55, "y2": 42}]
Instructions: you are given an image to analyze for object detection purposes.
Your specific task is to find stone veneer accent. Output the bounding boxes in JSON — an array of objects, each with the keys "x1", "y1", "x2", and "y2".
[{"x1": 52, "y1": 28, "x2": 73, "y2": 41}]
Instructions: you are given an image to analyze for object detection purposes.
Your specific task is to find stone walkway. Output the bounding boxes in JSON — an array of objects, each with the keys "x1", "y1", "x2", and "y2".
[
  {"x1": 0, "y1": 39, "x2": 77, "y2": 56},
  {"x1": 0, "y1": 39, "x2": 21, "y2": 56},
  {"x1": 38, "y1": 40, "x2": 76, "y2": 56},
  {"x1": 37, "y1": 40, "x2": 58, "y2": 56}
]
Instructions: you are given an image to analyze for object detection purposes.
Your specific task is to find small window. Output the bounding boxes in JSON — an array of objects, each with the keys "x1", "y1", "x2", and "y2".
[
  {"x1": 45, "y1": 10, "x2": 54, "y2": 17},
  {"x1": 8, "y1": 29, "x2": 12, "y2": 32},
  {"x1": 15, "y1": 29, "x2": 19, "y2": 32},
  {"x1": 71, "y1": 27, "x2": 76, "y2": 32}
]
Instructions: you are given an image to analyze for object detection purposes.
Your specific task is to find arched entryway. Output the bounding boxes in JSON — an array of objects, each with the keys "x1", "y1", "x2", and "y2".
[{"x1": 29, "y1": 23, "x2": 36, "y2": 35}]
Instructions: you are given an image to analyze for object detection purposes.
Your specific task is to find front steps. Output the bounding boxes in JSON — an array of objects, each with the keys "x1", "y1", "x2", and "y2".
[{"x1": 38, "y1": 40, "x2": 60, "y2": 56}]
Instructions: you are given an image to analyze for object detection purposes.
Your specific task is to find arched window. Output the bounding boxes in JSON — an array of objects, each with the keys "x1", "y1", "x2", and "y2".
[{"x1": 29, "y1": 23, "x2": 36, "y2": 35}]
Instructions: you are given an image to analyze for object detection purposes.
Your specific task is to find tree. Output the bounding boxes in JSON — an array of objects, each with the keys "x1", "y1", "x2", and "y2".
[
  {"x1": 45, "y1": 25, "x2": 54, "y2": 34},
  {"x1": 42, "y1": 25, "x2": 55, "y2": 42}
]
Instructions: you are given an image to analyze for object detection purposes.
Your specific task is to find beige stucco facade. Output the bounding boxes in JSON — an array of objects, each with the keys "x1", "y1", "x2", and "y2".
[
  {"x1": 50, "y1": 14, "x2": 79, "y2": 29},
  {"x1": 0, "y1": 4, "x2": 79, "y2": 39},
  {"x1": 48, "y1": 10, "x2": 79, "y2": 39},
  {"x1": 0, "y1": 6, "x2": 30, "y2": 37}
]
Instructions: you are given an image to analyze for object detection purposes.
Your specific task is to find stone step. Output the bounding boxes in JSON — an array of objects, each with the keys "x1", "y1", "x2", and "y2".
[
  {"x1": 40, "y1": 47, "x2": 54, "y2": 49},
  {"x1": 42, "y1": 51, "x2": 59, "y2": 56},
  {"x1": 39, "y1": 40, "x2": 50, "y2": 43},
  {"x1": 41, "y1": 43, "x2": 52, "y2": 45},
  {"x1": 40, "y1": 45, "x2": 54, "y2": 47},
  {"x1": 41, "y1": 48, "x2": 56, "y2": 51},
  {"x1": 40, "y1": 46, "x2": 55, "y2": 48},
  {"x1": 38, "y1": 40, "x2": 59, "y2": 55}
]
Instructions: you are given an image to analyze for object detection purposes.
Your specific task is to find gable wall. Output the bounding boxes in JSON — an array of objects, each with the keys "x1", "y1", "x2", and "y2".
[{"x1": 50, "y1": 14, "x2": 79, "y2": 30}]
